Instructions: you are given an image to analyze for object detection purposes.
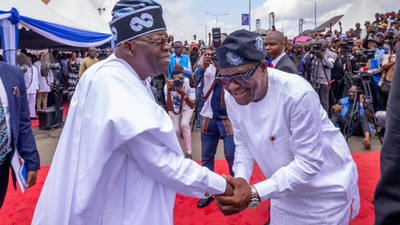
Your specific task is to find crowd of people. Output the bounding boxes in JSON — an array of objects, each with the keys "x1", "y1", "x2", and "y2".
[
  {"x1": 0, "y1": 47, "x2": 113, "y2": 120},
  {"x1": 0, "y1": 0, "x2": 399, "y2": 224},
  {"x1": 148, "y1": 9, "x2": 399, "y2": 152}
]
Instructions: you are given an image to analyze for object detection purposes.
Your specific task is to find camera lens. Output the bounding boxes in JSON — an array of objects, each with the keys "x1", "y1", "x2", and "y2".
[{"x1": 173, "y1": 79, "x2": 183, "y2": 89}]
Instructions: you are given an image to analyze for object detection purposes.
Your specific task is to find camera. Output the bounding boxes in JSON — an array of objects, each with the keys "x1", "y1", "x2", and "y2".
[
  {"x1": 173, "y1": 79, "x2": 184, "y2": 89},
  {"x1": 312, "y1": 43, "x2": 322, "y2": 53},
  {"x1": 212, "y1": 28, "x2": 221, "y2": 48},
  {"x1": 350, "y1": 49, "x2": 376, "y2": 73},
  {"x1": 340, "y1": 40, "x2": 354, "y2": 52},
  {"x1": 169, "y1": 79, "x2": 184, "y2": 91},
  {"x1": 362, "y1": 49, "x2": 376, "y2": 60}
]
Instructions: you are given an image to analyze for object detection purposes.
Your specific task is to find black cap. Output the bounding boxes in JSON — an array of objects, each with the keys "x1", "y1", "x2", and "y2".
[
  {"x1": 216, "y1": 29, "x2": 266, "y2": 69},
  {"x1": 109, "y1": 0, "x2": 166, "y2": 46}
]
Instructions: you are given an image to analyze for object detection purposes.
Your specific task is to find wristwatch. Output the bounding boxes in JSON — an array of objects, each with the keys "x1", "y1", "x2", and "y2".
[{"x1": 248, "y1": 185, "x2": 260, "y2": 209}]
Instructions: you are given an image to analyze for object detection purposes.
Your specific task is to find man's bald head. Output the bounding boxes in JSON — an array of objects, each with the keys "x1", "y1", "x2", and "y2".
[
  {"x1": 266, "y1": 31, "x2": 285, "y2": 44},
  {"x1": 264, "y1": 31, "x2": 285, "y2": 59}
]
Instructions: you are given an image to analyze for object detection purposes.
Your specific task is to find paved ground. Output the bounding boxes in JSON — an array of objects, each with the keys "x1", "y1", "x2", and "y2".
[{"x1": 34, "y1": 121, "x2": 382, "y2": 166}]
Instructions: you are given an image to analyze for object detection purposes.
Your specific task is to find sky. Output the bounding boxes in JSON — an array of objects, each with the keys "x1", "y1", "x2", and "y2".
[{"x1": 91, "y1": 0, "x2": 399, "y2": 42}]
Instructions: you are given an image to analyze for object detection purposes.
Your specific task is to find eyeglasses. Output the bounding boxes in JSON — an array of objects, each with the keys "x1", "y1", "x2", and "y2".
[
  {"x1": 134, "y1": 34, "x2": 171, "y2": 47},
  {"x1": 215, "y1": 61, "x2": 261, "y2": 87}
]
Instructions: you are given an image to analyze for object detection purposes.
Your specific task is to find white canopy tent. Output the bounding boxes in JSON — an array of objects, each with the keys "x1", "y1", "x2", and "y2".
[
  {"x1": 0, "y1": 0, "x2": 112, "y2": 65},
  {"x1": 47, "y1": 0, "x2": 111, "y2": 34},
  {"x1": 88, "y1": 0, "x2": 119, "y2": 24}
]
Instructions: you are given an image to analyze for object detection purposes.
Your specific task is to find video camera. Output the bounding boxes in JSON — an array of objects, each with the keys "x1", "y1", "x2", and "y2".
[
  {"x1": 340, "y1": 40, "x2": 354, "y2": 53},
  {"x1": 350, "y1": 49, "x2": 376, "y2": 72},
  {"x1": 362, "y1": 49, "x2": 376, "y2": 60},
  {"x1": 312, "y1": 43, "x2": 323, "y2": 53}
]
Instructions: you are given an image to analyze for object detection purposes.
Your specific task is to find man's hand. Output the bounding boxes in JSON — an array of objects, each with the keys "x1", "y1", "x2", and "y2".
[
  {"x1": 378, "y1": 80, "x2": 383, "y2": 87},
  {"x1": 331, "y1": 104, "x2": 342, "y2": 113},
  {"x1": 174, "y1": 64, "x2": 184, "y2": 70},
  {"x1": 25, "y1": 171, "x2": 37, "y2": 189},
  {"x1": 215, "y1": 177, "x2": 234, "y2": 197},
  {"x1": 175, "y1": 87, "x2": 186, "y2": 97},
  {"x1": 215, "y1": 176, "x2": 252, "y2": 216},
  {"x1": 315, "y1": 51, "x2": 324, "y2": 59},
  {"x1": 202, "y1": 54, "x2": 212, "y2": 70},
  {"x1": 167, "y1": 80, "x2": 174, "y2": 90}
]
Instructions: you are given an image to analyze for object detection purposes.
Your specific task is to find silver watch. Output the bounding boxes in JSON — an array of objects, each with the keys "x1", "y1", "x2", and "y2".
[{"x1": 248, "y1": 185, "x2": 260, "y2": 209}]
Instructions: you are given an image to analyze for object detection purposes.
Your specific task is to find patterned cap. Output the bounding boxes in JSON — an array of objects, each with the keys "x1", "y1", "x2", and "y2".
[
  {"x1": 216, "y1": 29, "x2": 266, "y2": 69},
  {"x1": 109, "y1": 0, "x2": 166, "y2": 46}
]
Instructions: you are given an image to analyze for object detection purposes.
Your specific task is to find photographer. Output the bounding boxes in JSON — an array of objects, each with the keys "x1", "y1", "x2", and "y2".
[
  {"x1": 330, "y1": 86, "x2": 372, "y2": 149},
  {"x1": 304, "y1": 38, "x2": 337, "y2": 113},
  {"x1": 360, "y1": 38, "x2": 386, "y2": 112},
  {"x1": 378, "y1": 39, "x2": 397, "y2": 110},
  {"x1": 164, "y1": 69, "x2": 195, "y2": 159},
  {"x1": 349, "y1": 47, "x2": 372, "y2": 73}
]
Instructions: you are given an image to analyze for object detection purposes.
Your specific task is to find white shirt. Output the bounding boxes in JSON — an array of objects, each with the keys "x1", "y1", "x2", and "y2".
[
  {"x1": 23, "y1": 64, "x2": 39, "y2": 94},
  {"x1": 32, "y1": 55, "x2": 226, "y2": 225},
  {"x1": 226, "y1": 68, "x2": 360, "y2": 224},
  {"x1": 33, "y1": 61, "x2": 54, "y2": 93},
  {"x1": 200, "y1": 64, "x2": 217, "y2": 119}
]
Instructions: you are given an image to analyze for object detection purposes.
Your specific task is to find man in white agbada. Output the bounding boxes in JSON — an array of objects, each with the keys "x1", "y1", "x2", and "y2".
[
  {"x1": 32, "y1": 1, "x2": 233, "y2": 224},
  {"x1": 214, "y1": 30, "x2": 360, "y2": 225},
  {"x1": 18, "y1": 53, "x2": 39, "y2": 119}
]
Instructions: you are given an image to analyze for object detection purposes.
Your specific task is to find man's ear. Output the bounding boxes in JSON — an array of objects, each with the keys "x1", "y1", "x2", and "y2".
[
  {"x1": 260, "y1": 60, "x2": 268, "y2": 73},
  {"x1": 121, "y1": 41, "x2": 135, "y2": 55}
]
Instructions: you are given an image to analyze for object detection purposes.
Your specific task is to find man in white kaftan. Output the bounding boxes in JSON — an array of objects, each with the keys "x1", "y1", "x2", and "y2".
[
  {"x1": 32, "y1": 1, "x2": 231, "y2": 225},
  {"x1": 214, "y1": 29, "x2": 360, "y2": 225},
  {"x1": 20, "y1": 57, "x2": 39, "y2": 118}
]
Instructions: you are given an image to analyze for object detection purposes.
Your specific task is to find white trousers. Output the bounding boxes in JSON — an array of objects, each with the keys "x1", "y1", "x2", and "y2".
[
  {"x1": 27, "y1": 93, "x2": 37, "y2": 118},
  {"x1": 169, "y1": 108, "x2": 194, "y2": 154}
]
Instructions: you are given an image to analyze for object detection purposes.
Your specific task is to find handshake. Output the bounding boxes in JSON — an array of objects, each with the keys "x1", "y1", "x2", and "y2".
[{"x1": 213, "y1": 175, "x2": 260, "y2": 216}]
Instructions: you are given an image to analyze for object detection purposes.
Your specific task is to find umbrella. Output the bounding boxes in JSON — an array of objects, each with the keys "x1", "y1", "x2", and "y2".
[{"x1": 295, "y1": 36, "x2": 312, "y2": 43}]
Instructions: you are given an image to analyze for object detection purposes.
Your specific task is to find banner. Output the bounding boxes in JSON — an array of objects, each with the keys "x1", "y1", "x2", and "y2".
[{"x1": 242, "y1": 14, "x2": 249, "y2": 26}]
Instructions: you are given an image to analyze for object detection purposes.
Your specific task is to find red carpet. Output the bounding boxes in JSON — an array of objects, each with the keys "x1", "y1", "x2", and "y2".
[{"x1": 0, "y1": 152, "x2": 380, "y2": 225}]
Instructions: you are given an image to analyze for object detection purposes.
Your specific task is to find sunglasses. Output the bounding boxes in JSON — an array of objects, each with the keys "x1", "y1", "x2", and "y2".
[
  {"x1": 215, "y1": 61, "x2": 261, "y2": 87},
  {"x1": 134, "y1": 34, "x2": 172, "y2": 47}
]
